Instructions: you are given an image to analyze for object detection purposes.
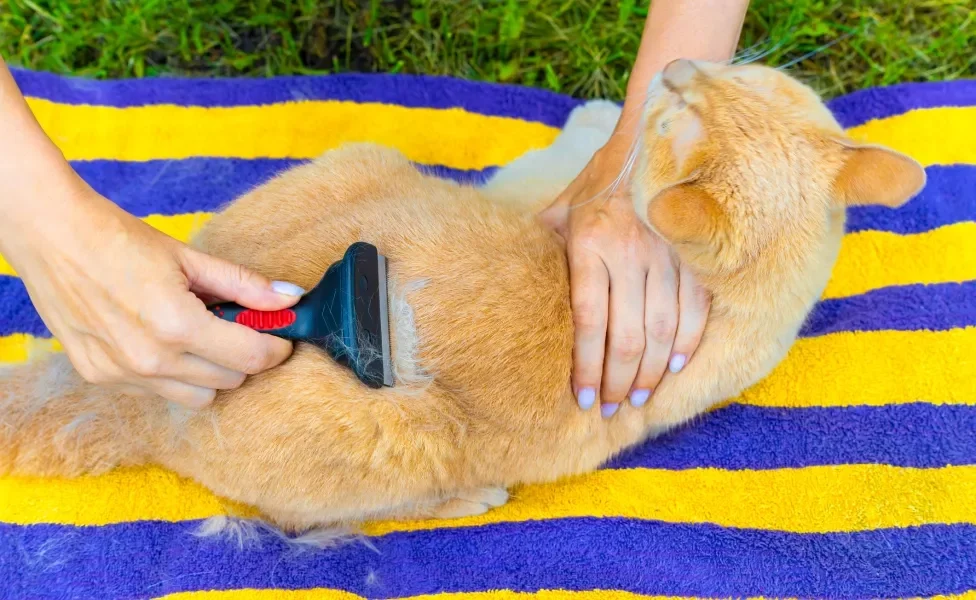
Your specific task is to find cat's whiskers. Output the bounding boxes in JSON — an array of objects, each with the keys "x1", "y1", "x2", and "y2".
[
  {"x1": 732, "y1": 36, "x2": 789, "y2": 66},
  {"x1": 774, "y1": 27, "x2": 861, "y2": 71},
  {"x1": 730, "y1": 37, "x2": 779, "y2": 66}
]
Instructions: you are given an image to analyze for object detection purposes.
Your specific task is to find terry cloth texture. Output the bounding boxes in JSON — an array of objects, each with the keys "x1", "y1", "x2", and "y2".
[{"x1": 1, "y1": 68, "x2": 975, "y2": 599}]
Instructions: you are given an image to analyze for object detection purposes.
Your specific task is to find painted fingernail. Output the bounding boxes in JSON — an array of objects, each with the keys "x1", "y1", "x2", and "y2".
[
  {"x1": 669, "y1": 353, "x2": 687, "y2": 373},
  {"x1": 601, "y1": 403, "x2": 620, "y2": 419},
  {"x1": 271, "y1": 281, "x2": 305, "y2": 296},
  {"x1": 630, "y1": 389, "x2": 650, "y2": 407},
  {"x1": 578, "y1": 388, "x2": 596, "y2": 410}
]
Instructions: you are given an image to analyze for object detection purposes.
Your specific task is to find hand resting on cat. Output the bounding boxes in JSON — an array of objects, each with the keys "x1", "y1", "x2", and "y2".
[{"x1": 0, "y1": 59, "x2": 925, "y2": 535}]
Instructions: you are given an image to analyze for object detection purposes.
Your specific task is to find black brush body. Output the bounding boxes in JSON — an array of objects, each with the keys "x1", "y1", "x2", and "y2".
[{"x1": 207, "y1": 242, "x2": 393, "y2": 388}]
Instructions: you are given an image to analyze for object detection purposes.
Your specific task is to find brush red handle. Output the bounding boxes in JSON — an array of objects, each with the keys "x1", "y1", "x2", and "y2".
[{"x1": 207, "y1": 303, "x2": 305, "y2": 339}]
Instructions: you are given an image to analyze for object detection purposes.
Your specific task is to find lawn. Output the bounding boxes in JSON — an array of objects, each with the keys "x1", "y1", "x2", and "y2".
[{"x1": 1, "y1": 0, "x2": 973, "y2": 100}]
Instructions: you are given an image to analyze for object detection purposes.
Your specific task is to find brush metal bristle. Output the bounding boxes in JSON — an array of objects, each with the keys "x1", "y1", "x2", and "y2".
[{"x1": 376, "y1": 254, "x2": 394, "y2": 387}]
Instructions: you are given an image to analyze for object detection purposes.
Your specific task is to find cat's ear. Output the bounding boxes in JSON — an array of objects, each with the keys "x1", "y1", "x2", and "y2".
[
  {"x1": 832, "y1": 141, "x2": 926, "y2": 208},
  {"x1": 646, "y1": 181, "x2": 724, "y2": 247}
]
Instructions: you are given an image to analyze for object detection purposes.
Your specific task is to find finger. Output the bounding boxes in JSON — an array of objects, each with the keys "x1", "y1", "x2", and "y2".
[
  {"x1": 568, "y1": 249, "x2": 610, "y2": 411},
  {"x1": 600, "y1": 264, "x2": 648, "y2": 414},
  {"x1": 187, "y1": 313, "x2": 295, "y2": 375},
  {"x1": 631, "y1": 251, "x2": 678, "y2": 406},
  {"x1": 669, "y1": 261, "x2": 711, "y2": 374},
  {"x1": 115, "y1": 384, "x2": 154, "y2": 398},
  {"x1": 180, "y1": 247, "x2": 304, "y2": 311},
  {"x1": 144, "y1": 377, "x2": 216, "y2": 409},
  {"x1": 194, "y1": 292, "x2": 222, "y2": 306},
  {"x1": 159, "y1": 352, "x2": 247, "y2": 391}
]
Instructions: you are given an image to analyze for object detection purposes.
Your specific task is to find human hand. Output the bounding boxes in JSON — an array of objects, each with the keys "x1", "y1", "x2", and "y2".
[
  {"x1": 540, "y1": 138, "x2": 710, "y2": 417},
  {"x1": 2, "y1": 178, "x2": 304, "y2": 408}
]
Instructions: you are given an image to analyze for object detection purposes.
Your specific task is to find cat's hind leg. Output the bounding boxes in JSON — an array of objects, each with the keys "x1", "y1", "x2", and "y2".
[
  {"x1": 429, "y1": 487, "x2": 510, "y2": 519},
  {"x1": 383, "y1": 487, "x2": 511, "y2": 521}
]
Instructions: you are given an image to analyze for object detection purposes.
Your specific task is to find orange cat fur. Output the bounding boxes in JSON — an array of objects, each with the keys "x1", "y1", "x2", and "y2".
[{"x1": 0, "y1": 60, "x2": 925, "y2": 533}]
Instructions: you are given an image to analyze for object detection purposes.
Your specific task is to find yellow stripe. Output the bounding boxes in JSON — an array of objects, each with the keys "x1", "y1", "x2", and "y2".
[
  {"x1": 735, "y1": 327, "x2": 976, "y2": 408},
  {"x1": 25, "y1": 97, "x2": 974, "y2": 167},
  {"x1": 824, "y1": 222, "x2": 976, "y2": 299},
  {"x1": 3, "y1": 213, "x2": 972, "y2": 301},
  {"x1": 143, "y1": 212, "x2": 213, "y2": 239},
  {"x1": 847, "y1": 106, "x2": 976, "y2": 167},
  {"x1": 3, "y1": 326, "x2": 973, "y2": 407},
  {"x1": 3, "y1": 464, "x2": 976, "y2": 534},
  {"x1": 26, "y1": 97, "x2": 558, "y2": 167},
  {"x1": 154, "y1": 590, "x2": 976, "y2": 600},
  {"x1": 0, "y1": 334, "x2": 61, "y2": 364}
]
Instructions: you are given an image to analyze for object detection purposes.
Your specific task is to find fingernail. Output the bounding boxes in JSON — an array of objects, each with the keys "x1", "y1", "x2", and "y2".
[
  {"x1": 578, "y1": 388, "x2": 596, "y2": 410},
  {"x1": 271, "y1": 281, "x2": 305, "y2": 296},
  {"x1": 630, "y1": 389, "x2": 650, "y2": 407},
  {"x1": 669, "y1": 353, "x2": 687, "y2": 373},
  {"x1": 601, "y1": 403, "x2": 620, "y2": 419}
]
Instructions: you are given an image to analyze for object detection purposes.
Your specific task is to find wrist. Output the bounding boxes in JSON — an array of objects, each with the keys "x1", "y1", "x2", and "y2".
[
  {"x1": 592, "y1": 114, "x2": 642, "y2": 175},
  {"x1": 0, "y1": 141, "x2": 79, "y2": 213},
  {"x1": 0, "y1": 168, "x2": 113, "y2": 261}
]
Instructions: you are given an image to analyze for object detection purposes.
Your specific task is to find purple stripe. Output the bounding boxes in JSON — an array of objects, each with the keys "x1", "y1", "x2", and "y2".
[
  {"x1": 845, "y1": 165, "x2": 976, "y2": 234},
  {"x1": 1, "y1": 277, "x2": 45, "y2": 338},
  {"x1": 67, "y1": 159, "x2": 976, "y2": 235},
  {"x1": 2, "y1": 519, "x2": 974, "y2": 599},
  {"x1": 825, "y1": 78, "x2": 976, "y2": 129},
  {"x1": 608, "y1": 403, "x2": 976, "y2": 470},
  {"x1": 69, "y1": 158, "x2": 496, "y2": 218},
  {"x1": 73, "y1": 158, "x2": 299, "y2": 216},
  {"x1": 5, "y1": 279, "x2": 973, "y2": 340},
  {"x1": 800, "y1": 281, "x2": 976, "y2": 337},
  {"x1": 11, "y1": 67, "x2": 582, "y2": 129},
  {"x1": 14, "y1": 67, "x2": 976, "y2": 130}
]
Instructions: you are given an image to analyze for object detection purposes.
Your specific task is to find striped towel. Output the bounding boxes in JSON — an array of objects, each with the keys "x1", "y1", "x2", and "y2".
[{"x1": 1, "y1": 67, "x2": 975, "y2": 599}]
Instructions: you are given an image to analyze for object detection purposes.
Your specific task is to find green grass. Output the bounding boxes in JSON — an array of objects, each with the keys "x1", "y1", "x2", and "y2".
[{"x1": 1, "y1": 0, "x2": 973, "y2": 100}]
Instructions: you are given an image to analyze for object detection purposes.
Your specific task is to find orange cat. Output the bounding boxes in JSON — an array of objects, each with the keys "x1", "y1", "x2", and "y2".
[{"x1": 0, "y1": 60, "x2": 925, "y2": 534}]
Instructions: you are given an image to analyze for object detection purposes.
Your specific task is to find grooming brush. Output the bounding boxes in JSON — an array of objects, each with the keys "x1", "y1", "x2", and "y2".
[{"x1": 207, "y1": 242, "x2": 394, "y2": 388}]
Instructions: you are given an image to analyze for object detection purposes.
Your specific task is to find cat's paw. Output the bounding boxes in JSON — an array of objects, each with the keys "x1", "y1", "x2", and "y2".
[
  {"x1": 432, "y1": 487, "x2": 510, "y2": 519},
  {"x1": 563, "y1": 100, "x2": 622, "y2": 134}
]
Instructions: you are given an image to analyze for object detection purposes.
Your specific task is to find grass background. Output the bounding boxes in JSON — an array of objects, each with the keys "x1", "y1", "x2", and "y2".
[{"x1": 1, "y1": 0, "x2": 973, "y2": 101}]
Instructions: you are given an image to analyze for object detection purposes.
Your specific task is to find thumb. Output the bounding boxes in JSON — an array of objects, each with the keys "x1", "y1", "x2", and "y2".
[
  {"x1": 539, "y1": 192, "x2": 571, "y2": 235},
  {"x1": 180, "y1": 248, "x2": 304, "y2": 310}
]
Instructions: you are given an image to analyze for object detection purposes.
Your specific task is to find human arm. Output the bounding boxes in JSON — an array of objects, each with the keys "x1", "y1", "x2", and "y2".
[
  {"x1": 541, "y1": 0, "x2": 749, "y2": 415},
  {"x1": 0, "y1": 56, "x2": 304, "y2": 408}
]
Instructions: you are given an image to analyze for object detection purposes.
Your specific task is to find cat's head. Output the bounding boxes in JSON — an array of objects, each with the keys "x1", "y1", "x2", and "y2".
[{"x1": 633, "y1": 59, "x2": 926, "y2": 278}]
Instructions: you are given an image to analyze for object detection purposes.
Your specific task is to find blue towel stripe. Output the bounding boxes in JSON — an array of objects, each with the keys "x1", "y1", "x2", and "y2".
[
  {"x1": 799, "y1": 281, "x2": 976, "y2": 337},
  {"x1": 2, "y1": 519, "x2": 974, "y2": 599},
  {"x1": 69, "y1": 158, "x2": 496, "y2": 218},
  {"x1": 64, "y1": 158, "x2": 976, "y2": 237},
  {"x1": 609, "y1": 402, "x2": 976, "y2": 470}
]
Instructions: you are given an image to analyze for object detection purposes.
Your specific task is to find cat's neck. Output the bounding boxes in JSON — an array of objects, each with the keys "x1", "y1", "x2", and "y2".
[{"x1": 706, "y1": 210, "x2": 845, "y2": 341}]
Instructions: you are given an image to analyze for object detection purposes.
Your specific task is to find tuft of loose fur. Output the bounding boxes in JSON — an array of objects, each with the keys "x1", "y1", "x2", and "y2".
[
  {"x1": 0, "y1": 62, "x2": 926, "y2": 534},
  {"x1": 193, "y1": 515, "x2": 363, "y2": 553}
]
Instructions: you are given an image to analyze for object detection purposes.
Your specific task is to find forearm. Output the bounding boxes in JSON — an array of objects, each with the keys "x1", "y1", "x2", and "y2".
[
  {"x1": 0, "y1": 56, "x2": 81, "y2": 227},
  {"x1": 0, "y1": 56, "x2": 109, "y2": 263},
  {"x1": 616, "y1": 0, "x2": 749, "y2": 135}
]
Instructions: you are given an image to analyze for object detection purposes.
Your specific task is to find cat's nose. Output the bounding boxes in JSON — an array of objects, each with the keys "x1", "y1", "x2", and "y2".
[{"x1": 662, "y1": 58, "x2": 699, "y2": 88}]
